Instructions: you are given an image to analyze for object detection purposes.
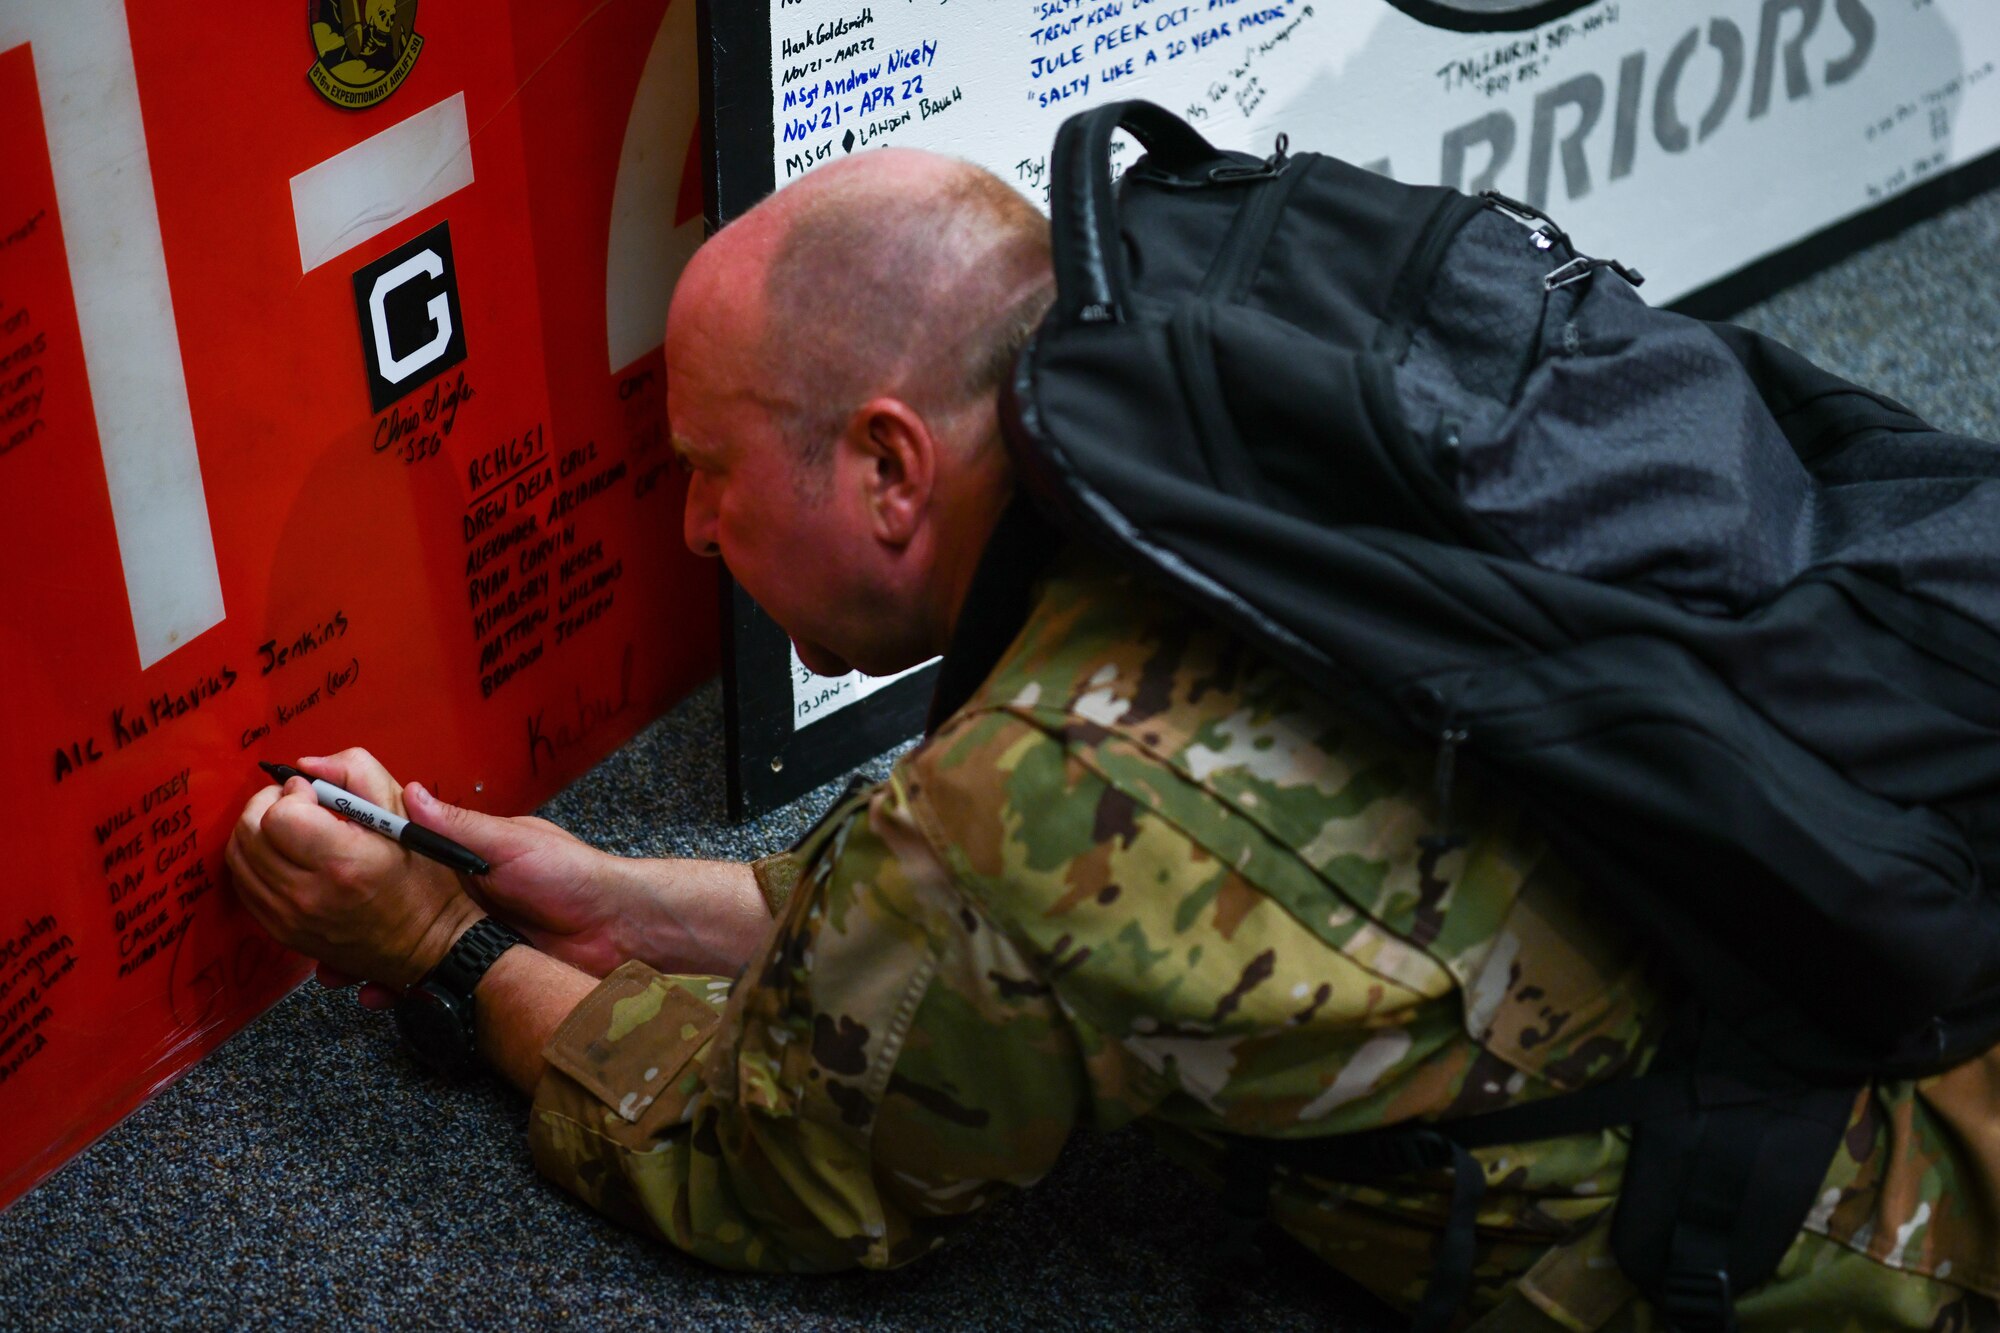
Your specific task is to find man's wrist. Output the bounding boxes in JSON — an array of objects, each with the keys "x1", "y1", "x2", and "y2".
[
  {"x1": 470, "y1": 938, "x2": 602, "y2": 1095},
  {"x1": 472, "y1": 935, "x2": 539, "y2": 1002},
  {"x1": 405, "y1": 896, "x2": 486, "y2": 986},
  {"x1": 625, "y1": 858, "x2": 771, "y2": 974},
  {"x1": 394, "y1": 915, "x2": 531, "y2": 1079}
]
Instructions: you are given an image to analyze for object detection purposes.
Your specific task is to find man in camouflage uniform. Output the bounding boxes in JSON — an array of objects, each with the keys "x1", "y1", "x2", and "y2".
[{"x1": 228, "y1": 149, "x2": 2000, "y2": 1330}]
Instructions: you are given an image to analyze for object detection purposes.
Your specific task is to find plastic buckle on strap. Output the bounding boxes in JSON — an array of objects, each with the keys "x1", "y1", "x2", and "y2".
[{"x1": 1661, "y1": 1269, "x2": 1736, "y2": 1333}]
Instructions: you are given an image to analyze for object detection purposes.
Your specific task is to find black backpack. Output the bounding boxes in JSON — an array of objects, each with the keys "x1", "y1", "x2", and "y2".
[{"x1": 1001, "y1": 101, "x2": 2000, "y2": 1332}]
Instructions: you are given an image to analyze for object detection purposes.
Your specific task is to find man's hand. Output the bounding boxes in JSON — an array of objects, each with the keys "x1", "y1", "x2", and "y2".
[
  {"x1": 228, "y1": 749, "x2": 635, "y2": 992},
  {"x1": 404, "y1": 785, "x2": 773, "y2": 978},
  {"x1": 228, "y1": 745, "x2": 776, "y2": 1000},
  {"x1": 226, "y1": 749, "x2": 480, "y2": 991},
  {"x1": 400, "y1": 782, "x2": 638, "y2": 977}
]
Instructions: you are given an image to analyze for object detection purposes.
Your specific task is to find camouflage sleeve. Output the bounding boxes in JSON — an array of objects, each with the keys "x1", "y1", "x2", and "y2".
[{"x1": 525, "y1": 773, "x2": 1087, "y2": 1272}]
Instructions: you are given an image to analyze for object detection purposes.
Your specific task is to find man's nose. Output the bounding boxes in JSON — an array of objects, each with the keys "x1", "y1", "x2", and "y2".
[{"x1": 683, "y1": 475, "x2": 721, "y2": 558}]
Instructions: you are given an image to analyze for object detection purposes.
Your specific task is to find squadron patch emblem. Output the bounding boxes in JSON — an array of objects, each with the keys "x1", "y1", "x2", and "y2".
[{"x1": 307, "y1": 0, "x2": 425, "y2": 110}]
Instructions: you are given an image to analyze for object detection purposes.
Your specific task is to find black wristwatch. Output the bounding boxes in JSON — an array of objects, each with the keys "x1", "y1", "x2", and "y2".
[{"x1": 393, "y1": 917, "x2": 529, "y2": 1077}]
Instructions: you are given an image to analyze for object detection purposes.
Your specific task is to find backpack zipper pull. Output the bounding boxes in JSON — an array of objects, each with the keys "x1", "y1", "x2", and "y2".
[
  {"x1": 1208, "y1": 132, "x2": 1292, "y2": 184},
  {"x1": 1404, "y1": 684, "x2": 1471, "y2": 854},
  {"x1": 1481, "y1": 189, "x2": 1646, "y2": 291},
  {"x1": 1544, "y1": 254, "x2": 1647, "y2": 292},
  {"x1": 1421, "y1": 725, "x2": 1472, "y2": 854}
]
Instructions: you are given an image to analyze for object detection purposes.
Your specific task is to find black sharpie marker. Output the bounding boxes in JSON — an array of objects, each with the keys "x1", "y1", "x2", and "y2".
[{"x1": 258, "y1": 762, "x2": 491, "y2": 876}]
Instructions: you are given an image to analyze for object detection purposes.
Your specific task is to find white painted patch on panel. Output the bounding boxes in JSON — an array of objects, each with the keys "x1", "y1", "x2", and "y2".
[
  {"x1": 289, "y1": 92, "x2": 475, "y2": 274},
  {"x1": 2, "y1": 0, "x2": 227, "y2": 669},
  {"x1": 606, "y1": 0, "x2": 704, "y2": 373}
]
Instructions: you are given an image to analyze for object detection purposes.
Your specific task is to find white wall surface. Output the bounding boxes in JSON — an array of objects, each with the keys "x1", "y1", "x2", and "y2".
[
  {"x1": 768, "y1": 0, "x2": 1999, "y2": 303},
  {"x1": 770, "y1": 0, "x2": 1999, "y2": 726}
]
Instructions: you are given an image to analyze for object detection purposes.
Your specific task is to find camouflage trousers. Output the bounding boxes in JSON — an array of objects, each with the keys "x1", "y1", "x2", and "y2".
[{"x1": 1469, "y1": 1229, "x2": 2000, "y2": 1333}]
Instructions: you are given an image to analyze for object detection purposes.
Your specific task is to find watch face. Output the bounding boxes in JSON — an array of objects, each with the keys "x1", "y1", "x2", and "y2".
[{"x1": 395, "y1": 984, "x2": 476, "y2": 1076}]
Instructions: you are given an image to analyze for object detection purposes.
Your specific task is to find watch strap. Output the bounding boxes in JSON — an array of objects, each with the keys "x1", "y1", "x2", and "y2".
[{"x1": 425, "y1": 917, "x2": 527, "y2": 1002}]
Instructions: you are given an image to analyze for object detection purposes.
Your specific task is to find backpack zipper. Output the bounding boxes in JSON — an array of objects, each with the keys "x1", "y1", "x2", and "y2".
[
  {"x1": 1168, "y1": 301, "x2": 1262, "y2": 496},
  {"x1": 1404, "y1": 682, "x2": 1472, "y2": 853},
  {"x1": 1424, "y1": 724, "x2": 1472, "y2": 854},
  {"x1": 1208, "y1": 131, "x2": 1290, "y2": 183},
  {"x1": 1199, "y1": 154, "x2": 1309, "y2": 302},
  {"x1": 1481, "y1": 189, "x2": 1646, "y2": 290},
  {"x1": 1378, "y1": 190, "x2": 1490, "y2": 358}
]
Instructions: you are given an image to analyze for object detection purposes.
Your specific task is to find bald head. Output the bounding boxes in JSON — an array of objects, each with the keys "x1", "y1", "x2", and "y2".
[
  {"x1": 667, "y1": 152, "x2": 1055, "y2": 675},
  {"x1": 678, "y1": 150, "x2": 1054, "y2": 483}
]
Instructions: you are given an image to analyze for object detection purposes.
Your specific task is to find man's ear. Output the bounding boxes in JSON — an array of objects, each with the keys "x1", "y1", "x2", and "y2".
[{"x1": 842, "y1": 397, "x2": 935, "y2": 546}]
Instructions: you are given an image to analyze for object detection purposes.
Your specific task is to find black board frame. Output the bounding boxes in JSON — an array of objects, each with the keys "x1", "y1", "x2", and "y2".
[
  {"x1": 699, "y1": 0, "x2": 938, "y2": 820},
  {"x1": 698, "y1": 0, "x2": 1999, "y2": 819},
  {"x1": 1670, "y1": 142, "x2": 2000, "y2": 321}
]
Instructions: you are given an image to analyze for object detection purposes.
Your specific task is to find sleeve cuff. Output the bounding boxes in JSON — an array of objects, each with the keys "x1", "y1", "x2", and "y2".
[
  {"x1": 526, "y1": 965, "x2": 727, "y2": 1242},
  {"x1": 750, "y1": 851, "x2": 802, "y2": 917},
  {"x1": 533, "y1": 962, "x2": 727, "y2": 1139}
]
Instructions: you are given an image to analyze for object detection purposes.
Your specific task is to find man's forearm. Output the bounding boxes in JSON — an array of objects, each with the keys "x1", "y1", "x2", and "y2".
[
  {"x1": 474, "y1": 943, "x2": 603, "y2": 1095},
  {"x1": 606, "y1": 856, "x2": 773, "y2": 976},
  {"x1": 470, "y1": 858, "x2": 767, "y2": 1094}
]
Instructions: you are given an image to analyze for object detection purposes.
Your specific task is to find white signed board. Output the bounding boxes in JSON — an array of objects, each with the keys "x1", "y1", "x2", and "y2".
[
  {"x1": 790, "y1": 647, "x2": 931, "y2": 729},
  {"x1": 768, "y1": 0, "x2": 2000, "y2": 305}
]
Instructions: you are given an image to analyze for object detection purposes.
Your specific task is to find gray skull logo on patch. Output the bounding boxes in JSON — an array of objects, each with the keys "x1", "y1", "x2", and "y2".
[{"x1": 1384, "y1": 0, "x2": 1599, "y2": 31}]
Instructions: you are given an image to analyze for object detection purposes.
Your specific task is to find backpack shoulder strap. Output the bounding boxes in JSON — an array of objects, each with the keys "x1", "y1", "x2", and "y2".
[
  {"x1": 1217, "y1": 1017, "x2": 1858, "y2": 1332},
  {"x1": 1048, "y1": 100, "x2": 1229, "y2": 326},
  {"x1": 1610, "y1": 1081, "x2": 1854, "y2": 1332}
]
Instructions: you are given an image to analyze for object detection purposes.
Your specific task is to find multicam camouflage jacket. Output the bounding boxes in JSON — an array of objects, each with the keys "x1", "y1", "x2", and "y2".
[{"x1": 528, "y1": 526, "x2": 2000, "y2": 1331}]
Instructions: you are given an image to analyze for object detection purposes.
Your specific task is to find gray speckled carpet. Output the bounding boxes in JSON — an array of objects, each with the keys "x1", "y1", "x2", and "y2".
[{"x1": 5, "y1": 189, "x2": 1999, "y2": 1332}]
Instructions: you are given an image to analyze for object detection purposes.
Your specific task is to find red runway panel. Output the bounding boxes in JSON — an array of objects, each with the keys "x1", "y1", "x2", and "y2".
[{"x1": 0, "y1": 0, "x2": 710, "y2": 1212}]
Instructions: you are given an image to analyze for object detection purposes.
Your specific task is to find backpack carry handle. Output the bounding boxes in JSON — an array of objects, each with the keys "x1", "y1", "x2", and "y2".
[{"x1": 1051, "y1": 101, "x2": 1221, "y2": 327}]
